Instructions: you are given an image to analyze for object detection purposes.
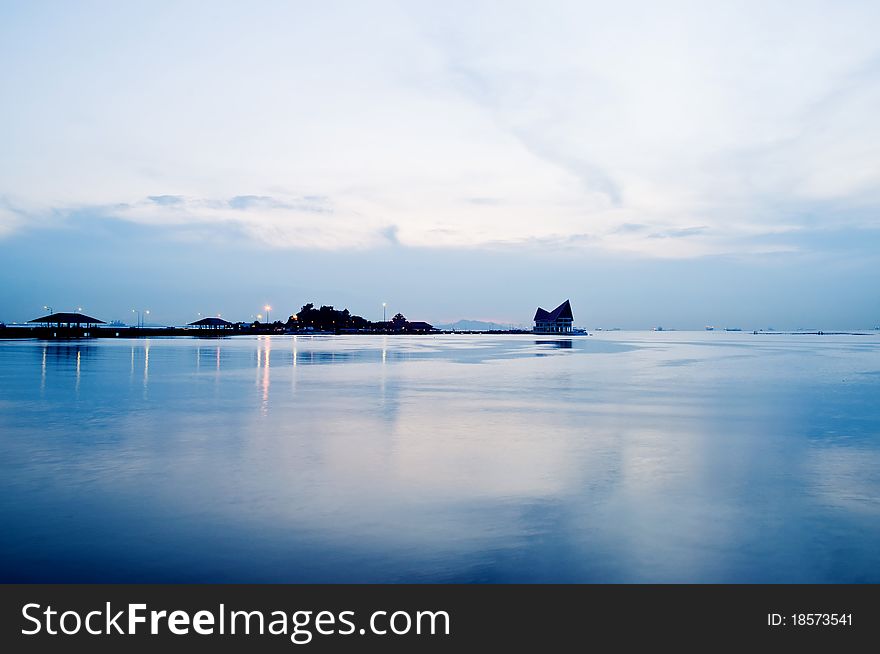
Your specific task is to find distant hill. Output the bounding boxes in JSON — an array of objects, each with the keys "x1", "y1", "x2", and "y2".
[{"x1": 435, "y1": 319, "x2": 521, "y2": 331}]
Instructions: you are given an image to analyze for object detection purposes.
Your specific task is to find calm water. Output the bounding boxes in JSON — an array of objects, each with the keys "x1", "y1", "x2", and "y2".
[{"x1": 1, "y1": 332, "x2": 879, "y2": 582}]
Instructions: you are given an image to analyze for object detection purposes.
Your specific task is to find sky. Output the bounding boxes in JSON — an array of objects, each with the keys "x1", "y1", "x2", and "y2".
[{"x1": 1, "y1": 0, "x2": 879, "y2": 328}]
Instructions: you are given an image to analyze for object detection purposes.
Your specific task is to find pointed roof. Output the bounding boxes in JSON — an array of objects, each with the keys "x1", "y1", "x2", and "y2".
[
  {"x1": 29, "y1": 312, "x2": 105, "y2": 324},
  {"x1": 188, "y1": 317, "x2": 232, "y2": 327},
  {"x1": 534, "y1": 300, "x2": 573, "y2": 322},
  {"x1": 548, "y1": 299, "x2": 573, "y2": 321},
  {"x1": 534, "y1": 307, "x2": 551, "y2": 321}
]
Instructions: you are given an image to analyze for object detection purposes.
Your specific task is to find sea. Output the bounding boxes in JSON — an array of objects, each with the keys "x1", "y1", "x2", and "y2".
[{"x1": 1, "y1": 332, "x2": 878, "y2": 582}]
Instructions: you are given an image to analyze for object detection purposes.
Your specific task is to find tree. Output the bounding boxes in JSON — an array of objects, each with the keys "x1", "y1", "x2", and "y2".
[{"x1": 288, "y1": 301, "x2": 373, "y2": 332}]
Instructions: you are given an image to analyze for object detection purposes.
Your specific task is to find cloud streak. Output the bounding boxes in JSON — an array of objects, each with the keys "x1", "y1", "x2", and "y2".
[
  {"x1": 107, "y1": 195, "x2": 392, "y2": 250},
  {"x1": 0, "y1": 1, "x2": 879, "y2": 259}
]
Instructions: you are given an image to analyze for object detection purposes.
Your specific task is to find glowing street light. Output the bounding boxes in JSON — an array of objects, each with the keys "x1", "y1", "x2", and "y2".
[
  {"x1": 382, "y1": 302, "x2": 387, "y2": 323},
  {"x1": 264, "y1": 305, "x2": 272, "y2": 325},
  {"x1": 131, "y1": 308, "x2": 150, "y2": 328}
]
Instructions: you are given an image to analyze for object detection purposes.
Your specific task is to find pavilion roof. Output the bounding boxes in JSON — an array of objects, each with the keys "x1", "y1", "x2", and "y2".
[
  {"x1": 188, "y1": 317, "x2": 233, "y2": 326},
  {"x1": 29, "y1": 312, "x2": 106, "y2": 324}
]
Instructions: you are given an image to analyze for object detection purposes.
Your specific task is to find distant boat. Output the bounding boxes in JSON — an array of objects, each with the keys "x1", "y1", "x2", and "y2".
[
  {"x1": 653, "y1": 326, "x2": 664, "y2": 331},
  {"x1": 705, "y1": 326, "x2": 715, "y2": 331},
  {"x1": 725, "y1": 328, "x2": 742, "y2": 332}
]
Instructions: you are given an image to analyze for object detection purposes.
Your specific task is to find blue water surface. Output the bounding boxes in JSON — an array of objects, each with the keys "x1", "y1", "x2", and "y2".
[{"x1": 1, "y1": 332, "x2": 878, "y2": 582}]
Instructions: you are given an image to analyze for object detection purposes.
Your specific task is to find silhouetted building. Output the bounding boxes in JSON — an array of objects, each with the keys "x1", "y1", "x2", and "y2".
[
  {"x1": 29, "y1": 312, "x2": 105, "y2": 328},
  {"x1": 188, "y1": 317, "x2": 233, "y2": 330},
  {"x1": 534, "y1": 300, "x2": 574, "y2": 334},
  {"x1": 381, "y1": 313, "x2": 435, "y2": 333},
  {"x1": 404, "y1": 321, "x2": 435, "y2": 333}
]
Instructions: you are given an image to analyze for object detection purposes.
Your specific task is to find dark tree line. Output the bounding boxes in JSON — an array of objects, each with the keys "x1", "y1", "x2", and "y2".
[
  {"x1": 287, "y1": 303, "x2": 374, "y2": 332},
  {"x1": 250, "y1": 303, "x2": 432, "y2": 333}
]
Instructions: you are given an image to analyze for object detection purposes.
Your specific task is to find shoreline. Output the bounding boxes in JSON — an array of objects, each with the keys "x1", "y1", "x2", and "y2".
[
  {"x1": 0, "y1": 326, "x2": 533, "y2": 339},
  {"x1": 0, "y1": 327, "x2": 876, "y2": 340}
]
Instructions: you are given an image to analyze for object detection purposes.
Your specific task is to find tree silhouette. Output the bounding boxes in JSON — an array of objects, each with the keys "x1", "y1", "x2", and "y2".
[{"x1": 288, "y1": 302, "x2": 373, "y2": 332}]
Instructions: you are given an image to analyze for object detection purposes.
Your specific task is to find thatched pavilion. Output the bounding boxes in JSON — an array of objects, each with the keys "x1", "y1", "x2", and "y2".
[
  {"x1": 187, "y1": 317, "x2": 234, "y2": 330},
  {"x1": 28, "y1": 311, "x2": 106, "y2": 328}
]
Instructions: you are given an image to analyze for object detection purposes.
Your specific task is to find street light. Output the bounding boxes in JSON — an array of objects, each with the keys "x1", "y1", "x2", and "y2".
[
  {"x1": 382, "y1": 302, "x2": 387, "y2": 323},
  {"x1": 264, "y1": 305, "x2": 272, "y2": 324},
  {"x1": 131, "y1": 309, "x2": 149, "y2": 328},
  {"x1": 44, "y1": 305, "x2": 54, "y2": 314}
]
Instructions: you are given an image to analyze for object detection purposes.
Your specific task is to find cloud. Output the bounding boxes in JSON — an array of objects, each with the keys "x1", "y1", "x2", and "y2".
[
  {"x1": 648, "y1": 226, "x2": 709, "y2": 239},
  {"x1": 147, "y1": 195, "x2": 185, "y2": 206},
  {"x1": 228, "y1": 195, "x2": 284, "y2": 210},
  {"x1": 381, "y1": 225, "x2": 401, "y2": 245},
  {"x1": 614, "y1": 223, "x2": 649, "y2": 234},
  {"x1": 95, "y1": 195, "x2": 389, "y2": 250},
  {"x1": 228, "y1": 195, "x2": 328, "y2": 211},
  {"x1": 0, "y1": 206, "x2": 20, "y2": 237},
  {"x1": 1, "y1": 2, "x2": 879, "y2": 258}
]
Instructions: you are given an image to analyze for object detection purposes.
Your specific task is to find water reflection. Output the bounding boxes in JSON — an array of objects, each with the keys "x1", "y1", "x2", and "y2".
[
  {"x1": 143, "y1": 340, "x2": 150, "y2": 395},
  {"x1": 259, "y1": 336, "x2": 271, "y2": 415},
  {"x1": 1, "y1": 333, "x2": 879, "y2": 582},
  {"x1": 33, "y1": 343, "x2": 94, "y2": 393},
  {"x1": 291, "y1": 338, "x2": 298, "y2": 396},
  {"x1": 536, "y1": 339, "x2": 573, "y2": 349}
]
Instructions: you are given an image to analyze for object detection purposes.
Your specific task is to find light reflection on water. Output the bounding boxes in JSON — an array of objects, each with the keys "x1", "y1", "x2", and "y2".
[{"x1": 0, "y1": 332, "x2": 879, "y2": 582}]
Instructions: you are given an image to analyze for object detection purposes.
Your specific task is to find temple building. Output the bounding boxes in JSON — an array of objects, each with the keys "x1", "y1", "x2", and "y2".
[{"x1": 534, "y1": 300, "x2": 574, "y2": 334}]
